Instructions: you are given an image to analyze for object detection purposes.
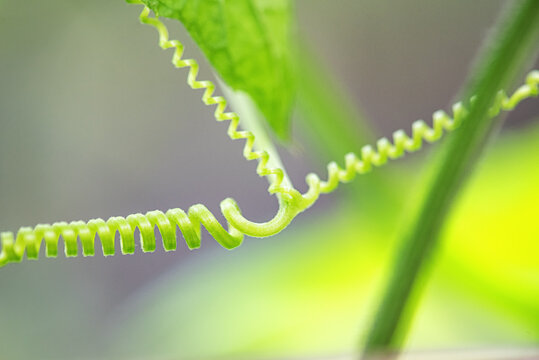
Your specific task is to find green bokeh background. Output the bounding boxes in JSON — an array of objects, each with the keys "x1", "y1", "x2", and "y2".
[{"x1": 0, "y1": 1, "x2": 537, "y2": 359}]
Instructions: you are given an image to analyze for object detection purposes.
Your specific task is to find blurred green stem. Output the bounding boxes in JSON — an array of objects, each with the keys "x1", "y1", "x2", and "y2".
[
  {"x1": 294, "y1": 42, "x2": 375, "y2": 162},
  {"x1": 363, "y1": 0, "x2": 539, "y2": 356},
  {"x1": 293, "y1": 43, "x2": 397, "y2": 209}
]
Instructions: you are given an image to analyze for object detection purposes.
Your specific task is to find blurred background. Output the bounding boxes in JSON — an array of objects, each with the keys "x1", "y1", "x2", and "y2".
[{"x1": 0, "y1": 0, "x2": 538, "y2": 359}]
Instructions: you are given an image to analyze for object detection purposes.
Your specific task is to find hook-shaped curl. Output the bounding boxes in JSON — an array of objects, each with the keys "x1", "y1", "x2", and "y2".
[{"x1": 0, "y1": 4, "x2": 537, "y2": 268}]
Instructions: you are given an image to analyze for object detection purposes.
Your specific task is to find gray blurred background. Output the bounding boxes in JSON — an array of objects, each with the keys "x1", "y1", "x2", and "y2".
[{"x1": 0, "y1": 1, "x2": 537, "y2": 359}]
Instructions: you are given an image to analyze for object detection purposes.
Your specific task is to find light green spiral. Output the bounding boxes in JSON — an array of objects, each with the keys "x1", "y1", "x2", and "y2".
[{"x1": 0, "y1": 4, "x2": 537, "y2": 268}]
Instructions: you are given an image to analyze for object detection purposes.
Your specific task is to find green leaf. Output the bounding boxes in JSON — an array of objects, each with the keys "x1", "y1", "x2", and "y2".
[{"x1": 140, "y1": 0, "x2": 295, "y2": 139}]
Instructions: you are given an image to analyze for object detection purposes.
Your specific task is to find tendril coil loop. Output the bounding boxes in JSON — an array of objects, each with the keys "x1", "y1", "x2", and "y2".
[
  {"x1": 0, "y1": 3, "x2": 537, "y2": 268},
  {"x1": 303, "y1": 69, "x2": 539, "y2": 198}
]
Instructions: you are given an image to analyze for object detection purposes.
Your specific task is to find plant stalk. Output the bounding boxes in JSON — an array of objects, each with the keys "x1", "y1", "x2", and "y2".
[{"x1": 362, "y1": 0, "x2": 539, "y2": 356}]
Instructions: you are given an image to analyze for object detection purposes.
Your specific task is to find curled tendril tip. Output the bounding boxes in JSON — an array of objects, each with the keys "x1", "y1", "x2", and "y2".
[{"x1": 0, "y1": 4, "x2": 537, "y2": 268}]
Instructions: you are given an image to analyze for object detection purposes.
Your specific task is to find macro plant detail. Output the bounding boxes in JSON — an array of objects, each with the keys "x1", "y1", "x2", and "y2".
[
  {"x1": 1, "y1": 1, "x2": 539, "y2": 358},
  {"x1": 0, "y1": 4, "x2": 537, "y2": 269}
]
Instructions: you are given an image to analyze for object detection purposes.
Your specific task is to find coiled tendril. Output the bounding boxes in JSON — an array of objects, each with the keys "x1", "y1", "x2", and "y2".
[{"x1": 0, "y1": 4, "x2": 537, "y2": 268}]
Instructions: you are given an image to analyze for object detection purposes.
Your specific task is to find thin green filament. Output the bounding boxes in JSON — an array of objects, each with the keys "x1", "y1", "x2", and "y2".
[{"x1": 0, "y1": 4, "x2": 537, "y2": 268}]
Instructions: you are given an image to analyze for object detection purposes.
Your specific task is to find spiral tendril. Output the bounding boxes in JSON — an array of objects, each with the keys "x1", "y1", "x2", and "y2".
[
  {"x1": 302, "y1": 69, "x2": 539, "y2": 199},
  {"x1": 0, "y1": 3, "x2": 537, "y2": 268}
]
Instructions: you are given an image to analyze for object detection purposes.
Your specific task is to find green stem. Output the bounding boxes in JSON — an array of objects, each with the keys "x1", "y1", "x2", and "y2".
[
  {"x1": 293, "y1": 42, "x2": 397, "y2": 212},
  {"x1": 363, "y1": 0, "x2": 539, "y2": 356},
  {"x1": 218, "y1": 78, "x2": 293, "y2": 189},
  {"x1": 294, "y1": 42, "x2": 375, "y2": 164}
]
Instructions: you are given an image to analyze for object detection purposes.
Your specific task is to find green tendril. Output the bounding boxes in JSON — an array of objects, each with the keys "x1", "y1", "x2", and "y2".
[{"x1": 0, "y1": 4, "x2": 537, "y2": 268}]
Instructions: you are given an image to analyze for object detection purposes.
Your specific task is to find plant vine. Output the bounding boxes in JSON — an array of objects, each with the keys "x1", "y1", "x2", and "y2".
[{"x1": 0, "y1": 4, "x2": 537, "y2": 268}]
